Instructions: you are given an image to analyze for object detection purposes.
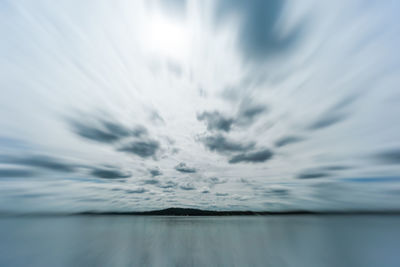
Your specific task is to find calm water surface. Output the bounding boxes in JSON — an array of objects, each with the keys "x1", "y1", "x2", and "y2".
[{"x1": 0, "y1": 215, "x2": 399, "y2": 267}]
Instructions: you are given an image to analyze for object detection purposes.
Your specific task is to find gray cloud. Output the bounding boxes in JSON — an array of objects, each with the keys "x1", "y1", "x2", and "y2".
[
  {"x1": 0, "y1": 169, "x2": 36, "y2": 178},
  {"x1": 308, "y1": 94, "x2": 358, "y2": 131},
  {"x1": 0, "y1": 155, "x2": 76, "y2": 173},
  {"x1": 143, "y1": 179, "x2": 159, "y2": 185},
  {"x1": 296, "y1": 165, "x2": 349, "y2": 179},
  {"x1": 275, "y1": 136, "x2": 304, "y2": 147},
  {"x1": 68, "y1": 114, "x2": 162, "y2": 159},
  {"x1": 180, "y1": 182, "x2": 196, "y2": 190},
  {"x1": 320, "y1": 165, "x2": 351, "y2": 171},
  {"x1": 235, "y1": 104, "x2": 267, "y2": 126},
  {"x1": 229, "y1": 149, "x2": 273, "y2": 164},
  {"x1": 90, "y1": 168, "x2": 131, "y2": 179},
  {"x1": 297, "y1": 171, "x2": 331, "y2": 179},
  {"x1": 214, "y1": 0, "x2": 302, "y2": 60},
  {"x1": 374, "y1": 149, "x2": 400, "y2": 164},
  {"x1": 70, "y1": 120, "x2": 130, "y2": 144},
  {"x1": 68, "y1": 115, "x2": 149, "y2": 144},
  {"x1": 216, "y1": 192, "x2": 229, "y2": 196},
  {"x1": 265, "y1": 188, "x2": 289, "y2": 196},
  {"x1": 197, "y1": 104, "x2": 267, "y2": 133},
  {"x1": 207, "y1": 177, "x2": 226, "y2": 185},
  {"x1": 149, "y1": 167, "x2": 162, "y2": 177},
  {"x1": 308, "y1": 113, "x2": 347, "y2": 130},
  {"x1": 197, "y1": 111, "x2": 234, "y2": 132},
  {"x1": 126, "y1": 188, "x2": 147, "y2": 194},
  {"x1": 175, "y1": 162, "x2": 196, "y2": 173},
  {"x1": 158, "y1": 181, "x2": 178, "y2": 189},
  {"x1": 201, "y1": 188, "x2": 210, "y2": 194},
  {"x1": 199, "y1": 134, "x2": 255, "y2": 154},
  {"x1": 118, "y1": 140, "x2": 160, "y2": 158}
]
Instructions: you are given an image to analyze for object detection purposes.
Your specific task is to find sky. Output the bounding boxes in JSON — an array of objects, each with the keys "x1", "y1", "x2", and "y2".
[{"x1": 1, "y1": 0, "x2": 400, "y2": 212}]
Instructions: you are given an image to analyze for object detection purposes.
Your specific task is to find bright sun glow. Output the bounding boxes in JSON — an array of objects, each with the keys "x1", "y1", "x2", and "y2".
[{"x1": 145, "y1": 13, "x2": 190, "y2": 60}]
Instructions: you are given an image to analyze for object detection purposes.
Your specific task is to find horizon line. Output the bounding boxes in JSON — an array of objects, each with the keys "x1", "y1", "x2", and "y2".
[{"x1": 2, "y1": 207, "x2": 400, "y2": 217}]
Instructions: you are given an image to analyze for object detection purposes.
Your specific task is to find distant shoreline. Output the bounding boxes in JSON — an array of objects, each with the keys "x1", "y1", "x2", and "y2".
[{"x1": 2, "y1": 208, "x2": 400, "y2": 217}]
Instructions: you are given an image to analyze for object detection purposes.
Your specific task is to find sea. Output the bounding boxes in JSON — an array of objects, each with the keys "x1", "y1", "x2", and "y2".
[{"x1": 0, "y1": 215, "x2": 399, "y2": 267}]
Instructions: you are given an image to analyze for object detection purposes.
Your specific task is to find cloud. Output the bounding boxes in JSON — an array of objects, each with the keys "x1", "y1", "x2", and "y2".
[
  {"x1": 214, "y1": 0, "x2": 302, "y2": 60},
  {"x1": 342, "y1": 176, "x2": 400, "y2": 183},
  {"x1": 229, "y1": 148, "x2": 273, "y2": 164},
  {"x1": 296, "y1": 165, "x2": 349, "y2": 179},
  {"x1": 197, "y1": 104, "x2": 267, "y2": 133},
  {"x1": 90, "y1": 168, "x2": 131, "y2": 179},
  {"x1": 0, "y1": 155, "x2": 76, "y2": 172},
  {"x1": 0, "y1": 169, "x2": 36, "y2": 178},
  {"x1": 216, "y1": 192, "x2": 229, "y2": 196},
  {"x1": 308, "y1": 94, "x2": 357, "y2": 131},
  {"x1": 199, "y1": 134, "x2": 255, "y2": 154},
  {"x1": 197, "y1": 111, "x2": 234, "y2": 132},
  {"x1": 320, "y1": 165, "x2": 351, "y2": 171},
  {"x1": 274, "y1": 136, "x2": 304, "y2": 147},
  {"x1": 264, "y1": 187, "x2": 290, "y2": 196},
  {"x1": 126, "y1": 188, "x2": 147, "y2": 194},
  {"x1": 149, "y1": 167, "x2": 162, "y2": 177},
  {"x1": 308, "y1": 113, "x2": 347, "y2": 130},
  {"x1": 235, "y1": 103, "x2": 267, "y2": 126},
  {"x1": 118, "y1": 140, "x2": 160, "y2": 158},
  {"x1": 207, "y1": 176, "x2": 226, "y2": 185},
  {"x1": 297, "y1": 170, "x2": 331, "y2": 179},
  {"x1": 374, "y1": 149, "x2": 400, "y2": 164},
  {"x1": 68, "y1": 115, "x2": 149, "y2": 144},
  {"x1": 158, "y1": 181, "x2": 178, "y2": 189},
  {"x1": 68, "y1": 114, "x2": 163, "y2": 160},
  {"x1": 180, "y1": 182, "x2": 196, "y2": 190},
  {"x1": 175, "y1": 162, "x2": 196, "y2": 173},
  {"x1": 69, "y1": 120, "x2": 130, "y2": 144},
  {"x1": 143, "y1": 179, "x2": 159, "y2": 185},
  {"x1": 201, "y1": 188, "x2": 210, "y2": 193}
]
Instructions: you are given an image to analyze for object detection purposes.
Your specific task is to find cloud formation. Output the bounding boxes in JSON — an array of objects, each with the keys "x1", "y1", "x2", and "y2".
[
  {"x1": 308, "y1": 113, "x2": 347, "y2": 131},
  {"x1": 229, "y1": 149, "x2": 273, "y2": 164},
  {"x1": 118, "y1": 140, "x2": 160, "y2": 158},
  {"x1": 235, "y1": 103, "x2": 267, "y2": 126},
  {"x1": 197, "y1": 111, "x2": 234, "y2": 132},
  {"x1": 274, "y1": 136, "x2": 304, "y2": 147},
  {"x1": 0, "y1": 155, "x2": 76, "y2": 173},
  {"x1": 126, "y1": 188, "x2": 147, "y2": 194},
  {"x1": 175, "y1": 162, "x2": 196, "y2": 173},
  {"x1": 214, "y1": 0, "x2": 302, "y2": 60},
  {"x1": 90, "y1": 168, "x2": 131, "y2": 179},
  {"x1": 199, "y1": 134, "x2": 255, "y2": 154},
  {"x1": 69, "y1": 119, "x2": 133, "y2": 144},
  {"x1": 180, "y1": 182, "x2": 196, "y2": 190},
  {"x1": 69, "y1": 115, "x2": 161, "y2": 159},
  {"x1": 297, "y1": 171, "x2": 331, "y2": 179},
  {"x1": 149, "y1": 167, "x2": 162, "y2": 177}
]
